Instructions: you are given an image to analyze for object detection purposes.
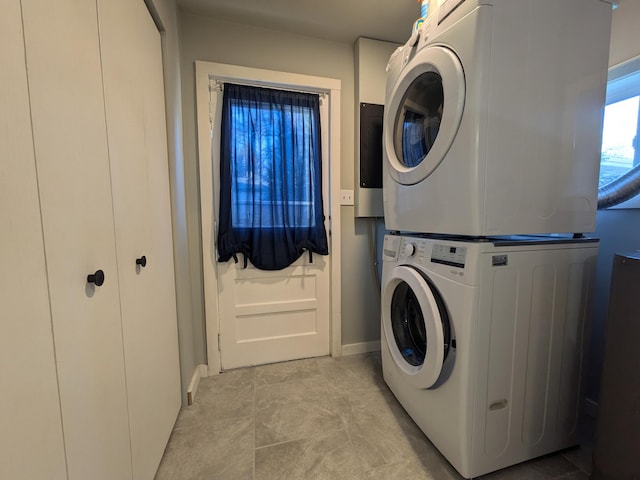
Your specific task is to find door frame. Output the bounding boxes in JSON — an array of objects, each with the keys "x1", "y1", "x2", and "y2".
[{"x1": 195, "y1": 61, "x2": 342, "y2": 375}]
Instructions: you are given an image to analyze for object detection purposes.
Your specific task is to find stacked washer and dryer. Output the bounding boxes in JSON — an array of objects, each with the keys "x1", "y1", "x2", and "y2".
[{"x1": 380, "y1": 1, "x2": 613, "y2": 478}]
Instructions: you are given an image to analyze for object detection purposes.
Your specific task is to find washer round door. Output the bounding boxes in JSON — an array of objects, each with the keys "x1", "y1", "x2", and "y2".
[
  {"x1": 382, "y1": 265, "x2": 451, "y2": 389},
  {"x1": 384, "y1": 45, "x2": 465, "y2": 186}
]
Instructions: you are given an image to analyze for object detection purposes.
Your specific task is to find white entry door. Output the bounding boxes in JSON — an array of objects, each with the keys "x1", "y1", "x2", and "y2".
[
  {"x1": 210, "y1": 80, "x2": 331, "y2": 370},
  {"x1": 217, "y1": 250, "x2": 330, "y2": 369}
]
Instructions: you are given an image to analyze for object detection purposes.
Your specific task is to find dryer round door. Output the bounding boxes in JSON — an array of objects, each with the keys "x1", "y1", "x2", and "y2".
[
  {"x1": 382, "y1": 265, "x2": 450, "y2": 389},
  {"x1": 384, "y1": 45, "x2": 465, "y2": 186}
]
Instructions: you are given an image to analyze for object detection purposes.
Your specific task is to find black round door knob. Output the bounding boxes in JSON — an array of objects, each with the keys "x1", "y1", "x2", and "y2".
[
  {"x1": 136, "y1": 256, "x2": 147, "y2": 267},
  {"x1": 87, "y1": 270, "x2": 105, "y2": 287}
]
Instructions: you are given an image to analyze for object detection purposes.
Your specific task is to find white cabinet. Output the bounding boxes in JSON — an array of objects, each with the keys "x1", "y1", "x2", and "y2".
[
  {"x1": 1, "y1": 0, "x2": 180, "y2": 479},
  {"x1": 98, "y1": 0, "x2": 182, "y2": 478},
  {"x1": 22, "y1": 1, "x2": 133, "y2": 476},
  {"x1": 0, "y1": 1, "x2": 67, "y2": 478}
]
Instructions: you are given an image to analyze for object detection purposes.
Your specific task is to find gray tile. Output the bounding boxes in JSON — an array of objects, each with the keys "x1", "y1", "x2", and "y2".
[
  {"x1": 527, "y1": 452, "x2": 580, "y2": 477},
  {"x1": 255, "y1": 378, "x2": 344, "y2": 447},
  {"x1": 480, "y1": 464, "x2": 550, "y2": 480},
  {"x1": 478, "y1": 452, "x2": 579, "y2": 480},
  {"x1": 200, "y1": 366, "x2": 255, "y2": 391},
  {"x1": 319, "y1": 352, "x2": 386, "y2": 392},
  {"x1": 416, "y1": 444, "x2": 467, "y2": 480},
  {"x1": 193, "y1": 368, "x2": 255, "y2": 421},
  {"x1": 337, "y1": 387, "x2": 438, "y2": 468},
  {"x1": 553, "y1": 471, "x2": 589, "y2": 480},
  {"x1": 255, "y1": 357, "x2": 324, "y2": 386},
  {"x1": 255, "y1": 429, "x2": 369, "y2": 480},
  {"x1": 255, "y1": 373, "x2": 340, "y2": 408},
  {"x1": 158, "y1": 354, "x2": 589, "y2": 480},
  {"x1": 154, "y1": 415, "x2": 254, "y2": 480},
  {"x1": 561, "y1": 446, "x2": 592, "y2": 475},
  {"x1": 365, "y1": 454, "x2": 461, "y2": 480}
]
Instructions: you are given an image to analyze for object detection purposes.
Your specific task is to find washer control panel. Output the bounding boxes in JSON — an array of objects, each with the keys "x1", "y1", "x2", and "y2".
[
  {"x1": 404, "y1": 243, "x2": 417, "y2": 257},
  {"x1": 431, "y1": 244, "x2": 467, "y2": 268},
  {"x1": 386, "y1": 235, "x2": 471, "y2": 271}
]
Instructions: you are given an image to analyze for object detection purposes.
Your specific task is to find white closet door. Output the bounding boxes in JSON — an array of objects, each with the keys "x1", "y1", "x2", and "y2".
[
  {"x1": 0, "y1": 2, "x2": 67, "y2": 478},
  {"x1": 98, "y1": 0, "x2": 181, "y2": 478},
  {"x1": 21, "y1": 1, "x2": 132, "y2": 479}
]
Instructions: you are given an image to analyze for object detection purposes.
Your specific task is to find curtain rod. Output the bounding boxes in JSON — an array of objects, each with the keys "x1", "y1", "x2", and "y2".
[{"x1": 211, "y1": 79, "x2": 327, "y2": 98}]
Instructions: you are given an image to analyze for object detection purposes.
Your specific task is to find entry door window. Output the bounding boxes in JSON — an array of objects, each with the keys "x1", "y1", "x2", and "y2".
[
  {"x1": 395, "y1": 72, "x2": 444, "y2": 168},
  {"x1": 217, "y1": 83, "x2": 329, "y2": 270},
  {"x1": 390, "y1": 281, "x2": 428, "y2": 366}
]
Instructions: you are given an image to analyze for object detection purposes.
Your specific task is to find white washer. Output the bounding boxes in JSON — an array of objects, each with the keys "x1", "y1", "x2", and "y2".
[
  {"x1": 381, "y1": 233, "x2": 598, "y2": 478},
  {"x1": 383, "y1": 0, "x2": 612, "y2": 236}
]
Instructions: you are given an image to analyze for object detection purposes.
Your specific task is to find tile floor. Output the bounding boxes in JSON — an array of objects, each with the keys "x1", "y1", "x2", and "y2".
[{"x1": 154, "y1": 352, "x2": 592, "y2": 480}]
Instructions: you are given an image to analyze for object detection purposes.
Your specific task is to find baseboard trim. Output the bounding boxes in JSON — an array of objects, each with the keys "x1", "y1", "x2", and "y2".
[
  {"x1": 584, "y1": 398, "x2": 598, "y2": 419},
  {"x1": 341, "y1": 340, "x2": 381, "y2": 356},
  {"x1": 186, "y1": 364, "x2": 208, "y2": 406}
]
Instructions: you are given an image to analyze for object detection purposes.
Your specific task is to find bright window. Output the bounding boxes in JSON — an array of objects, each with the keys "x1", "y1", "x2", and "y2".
[{"x1": 599, "y1": 59, "x2": 640, "y2": 189}]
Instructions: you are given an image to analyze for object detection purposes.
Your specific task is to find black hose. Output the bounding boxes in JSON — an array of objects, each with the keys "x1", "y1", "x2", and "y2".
[{"x1": 598, "y1": 163, "x2": 640, "y2": 209}]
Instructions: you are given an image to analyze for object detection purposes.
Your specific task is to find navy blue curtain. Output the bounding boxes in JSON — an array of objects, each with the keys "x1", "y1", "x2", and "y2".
[{"x1": 217, "y1": 83, "x2": 329, "y2": 270}]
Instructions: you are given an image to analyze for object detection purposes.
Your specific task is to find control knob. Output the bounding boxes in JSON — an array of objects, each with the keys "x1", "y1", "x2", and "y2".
[{"x1": 404, "y1": 243, "x2": 416, "y2": 257}]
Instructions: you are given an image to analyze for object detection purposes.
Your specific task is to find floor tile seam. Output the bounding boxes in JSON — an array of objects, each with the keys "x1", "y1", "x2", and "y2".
[
  {"x1": 178, "y1": 407, "x2": 256, "y2": 420},
  {"x1": 341, "y1": 421, "x2": 401, "y2": 474},
  {"x1": 172, "y1": 413, "x2": 256, "y2": 434},
  {"x1": 549, "y1": 469, "x2": 584, "y2": 479},
  {"x1": 195, "y1": 382, "x2": 256, "y2": 396},
  {"x1": 559, "y1": 454, "x2": 591, "y2": 475},
  {"x1": 254, "y1": 425, "x2": 349, "y2": 451},
  {"x1": 256, "y1": 373, "x2": 383, "y2": 391},
  {"x1": 253, "y1": 391, "x2": 345, "y2": 412},
  {"x1": 254, "y1": 373, "x2": 329, "y2": 390},
  {"x1": 531, "y1": 462, "x2": 581, "y2": 478}
]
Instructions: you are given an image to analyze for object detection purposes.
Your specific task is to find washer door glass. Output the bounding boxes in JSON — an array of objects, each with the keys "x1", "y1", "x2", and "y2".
[
  {"x1": 384, "y1": 45, "x2": 465, "y2": 186},
  {"x1": 382, "y1": 265, "x2": 449, "y2": 388},
  {"x1": 391, "y1": 281, "x2": 427, "y2": 366}
]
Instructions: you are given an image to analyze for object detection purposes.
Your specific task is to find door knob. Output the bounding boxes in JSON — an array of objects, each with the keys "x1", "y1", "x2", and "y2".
[
  {"x1": 87, "y1": 269, "x2": 105, "y2": 286},
  {"x1": 136, "y1": 256, "x2": 147, "y2": 267}
]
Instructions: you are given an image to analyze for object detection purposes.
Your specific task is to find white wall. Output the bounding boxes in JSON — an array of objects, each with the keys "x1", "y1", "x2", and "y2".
[
  {"x1": 609, "y1": 0, "x2": 640, "y2": 66},
  {"x1": 178, "y1": 10, "x2": 383, "y2": 355},
  {"x1": 589, "y1": 0, "x2": 640, "y2": 403},
  {"x1": 145, "y1": 0, "x2": 205, "y2": 404}
]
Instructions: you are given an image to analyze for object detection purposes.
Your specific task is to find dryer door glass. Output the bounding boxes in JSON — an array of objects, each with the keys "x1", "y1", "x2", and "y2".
[
  {"x1": 384, "y1": 46, "x2": 465, "y2": 186},
  {"x1": 395, "y1": 72, "x2": 443, "y2": 169},
  {"x1": 390, "y1": 281, "x2": 427, "y2": 366}
]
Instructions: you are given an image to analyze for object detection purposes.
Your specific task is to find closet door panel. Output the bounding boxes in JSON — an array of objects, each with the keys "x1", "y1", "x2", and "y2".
[
  {"x1": 0, "y1": 1, "x2": 67, "y2": 478},
  {"x1": 21, "y1": 1, "x2": 132, "y2": 479},
  {"x1": 98, "y1": 0, "x2": 181, "y2": 478}
]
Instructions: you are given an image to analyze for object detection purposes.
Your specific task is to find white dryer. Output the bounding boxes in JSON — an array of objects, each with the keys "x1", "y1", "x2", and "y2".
[
  {"x1": 381, "y1": 233, "x2": 598, "y2": 478},
  {"x1": 383, "y1": 0, "x2": 613, "y2": 236}
]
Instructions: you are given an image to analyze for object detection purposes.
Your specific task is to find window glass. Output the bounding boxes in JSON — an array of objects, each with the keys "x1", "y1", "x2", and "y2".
[
  {"x1": 600, "y1": 96, "x2": 639, "y2": 187},
  {"x1": 599, "y1": 60, "x2": 640, "y2": 189},
  {"x1": 229, "y1": 102, "x2": 316, "y2": 228}
]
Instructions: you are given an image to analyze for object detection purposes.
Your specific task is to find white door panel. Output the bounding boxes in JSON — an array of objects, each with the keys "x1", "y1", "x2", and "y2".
[
  {"x1": 0, "y1": 1, "x2": 67, "y2": 477},
  {"x1": 98, "y1": 0, "x2": 181, "y2": 478},
  {"x1": 22, "y1": 0, "x2": 132, "y2": 478},
  {"x1": 218, "y1": 255, "x2": 330, "y2": 369}
]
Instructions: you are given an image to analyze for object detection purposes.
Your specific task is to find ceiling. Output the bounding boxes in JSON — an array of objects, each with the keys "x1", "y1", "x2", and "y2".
[{"x1": 176, "y1": 0, "x2": 420, "y2": 44}]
